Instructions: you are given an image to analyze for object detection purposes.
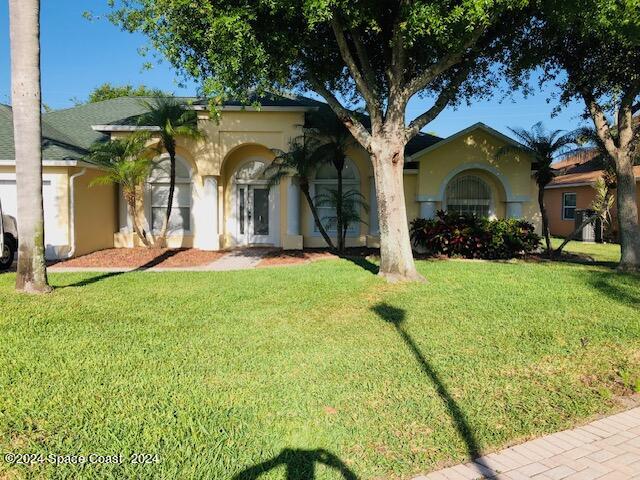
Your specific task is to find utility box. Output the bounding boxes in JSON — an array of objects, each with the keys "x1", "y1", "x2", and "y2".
[{"x1": 575, "y1": 209, "x2": 603, "y2": 243}]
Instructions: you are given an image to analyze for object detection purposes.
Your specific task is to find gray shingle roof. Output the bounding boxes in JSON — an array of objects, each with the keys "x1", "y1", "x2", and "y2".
[
  {"x1": 0, "y1": 94, "x2": 444, "y2": 164},
  {"x1": 0, "y1": 103, "x2": 90, "y2": 161}
]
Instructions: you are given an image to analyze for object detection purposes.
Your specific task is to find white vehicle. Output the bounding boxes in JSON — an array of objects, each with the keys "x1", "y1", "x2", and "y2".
[{"x1": 0, "y1": 198, "x2": 18, "y2": 270}]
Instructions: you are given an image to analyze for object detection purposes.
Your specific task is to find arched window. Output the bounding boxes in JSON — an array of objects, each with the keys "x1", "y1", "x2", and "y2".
[
  {"x1": 233, "y1": 160, "x2": 266, "y2": 182},
  {"x1": 148, "y1": 155, "x2": 192, "y2": 233},
  {"x1": 312, "y1": 159, "x2": 360, "y2": 233},
  {"x1": 446, "y1": 175, "x2": 491, "y2": 217}
]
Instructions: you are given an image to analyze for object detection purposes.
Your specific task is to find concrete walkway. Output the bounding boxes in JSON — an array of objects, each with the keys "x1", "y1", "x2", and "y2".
[
  {"x1": 415, "y1": 407, "x2": 640, "y2": 480},
  {"x1": 205, "y1": 248, "x2": 268, "y2": 271}
]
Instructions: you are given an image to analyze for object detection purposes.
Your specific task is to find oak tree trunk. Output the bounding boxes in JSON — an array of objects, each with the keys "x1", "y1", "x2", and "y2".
[
  {"x1": 9, "y1": 0, "x2": 51, "y2": 293},
  {"x1": 614, "y1": 151, "x2": 640, "y2": 272},
  {"x1": 336, "y1": 167, "x2": 344, "y2": 252},
  {"x1": 371, "y1": 139, "x2": 424, "y2": 283}
]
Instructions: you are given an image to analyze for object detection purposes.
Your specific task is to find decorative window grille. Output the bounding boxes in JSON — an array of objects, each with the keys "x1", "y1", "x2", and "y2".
[{"x1": 446, "y1": 175, "x2": 491, "y2": 217}]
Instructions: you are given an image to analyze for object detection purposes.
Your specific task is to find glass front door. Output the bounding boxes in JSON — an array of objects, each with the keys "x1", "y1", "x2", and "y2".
[{"x1": 237, "y1": 185, "x2": 271, "y2": 244}]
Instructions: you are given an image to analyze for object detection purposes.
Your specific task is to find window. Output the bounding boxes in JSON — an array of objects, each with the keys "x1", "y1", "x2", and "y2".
[
  {"x1": 312, "y1": 159, "x2": 360, "y2": 234},
  {"x1": 147, "y1": 156, "x2": 192, "y2": 233},
  {"x1": 562, "y1": 192, "x2": 577, "y2": 220},
  {"x1": 234, "y1": 160, "x2": 266, "y2": 182},
  {"x1": 446, "y1": 175, "x2": 491, "y2": 217}
]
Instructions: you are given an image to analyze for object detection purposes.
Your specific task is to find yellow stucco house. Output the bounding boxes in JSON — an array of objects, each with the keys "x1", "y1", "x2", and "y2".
[{"x1": 0, "y1": 95, "x2": 540, "y2": 259}]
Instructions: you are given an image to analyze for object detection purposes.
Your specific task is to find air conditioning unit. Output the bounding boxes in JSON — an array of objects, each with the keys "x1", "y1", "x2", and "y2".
[{"x1": 575, "y1": 209, "x2": 603, "y2": 243}]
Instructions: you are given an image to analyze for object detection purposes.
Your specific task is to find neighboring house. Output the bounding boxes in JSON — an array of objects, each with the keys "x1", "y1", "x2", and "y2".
[
  {"x1": 546, "y1": 153, "x2": 640, "y2": 239},
  {"x1": 0, "y1": 95, "x2": 540, "y2": 258}
]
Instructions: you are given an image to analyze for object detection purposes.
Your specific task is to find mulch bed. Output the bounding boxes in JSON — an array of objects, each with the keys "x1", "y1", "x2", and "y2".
[
  {"x1": 50, "y1": 248, "x2": 226, "y2": 269},
  {"x1": 256, "y1": 249, "x2": 337, "y2": 268},
  {"x1": 256, "y1": 247, "x2": 379, "y2": 268}
]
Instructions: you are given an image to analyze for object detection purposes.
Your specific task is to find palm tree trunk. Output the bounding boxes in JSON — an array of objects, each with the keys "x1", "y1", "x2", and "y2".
[
  {"x1": 301, "y1": 183, "x2": 335, "y2": 250},
  {"x1": 336, "y1": 167, "x2": 344, "y2": 252},
  {"x1": 553, "y1": 216, "x2": 595, "y2": 257},
  {"x1": 538, "y1": 186, "x2": 552, "y2": 254},
  {"x1": 126, "y1": 194, "x2": 152, "y2": 248},
  {"x1": 156, "y1": 148, "x2": 176, "y2": 248},
  {"x1": 9, "y1": 0, "x2": 51, "y2": 293}
]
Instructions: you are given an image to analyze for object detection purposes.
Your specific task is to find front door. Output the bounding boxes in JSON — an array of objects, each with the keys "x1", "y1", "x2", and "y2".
[{"x1": 237, "y1": 185, "x2": 272, "y2": 245}]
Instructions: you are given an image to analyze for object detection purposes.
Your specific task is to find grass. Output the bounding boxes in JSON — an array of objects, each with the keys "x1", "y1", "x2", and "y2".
[
  {"x1": 0, "y1": 255, "x2": 639, "y2": 479},
  {"x1": 550, "y1": 237, "x2": 621, "y2": 264}
]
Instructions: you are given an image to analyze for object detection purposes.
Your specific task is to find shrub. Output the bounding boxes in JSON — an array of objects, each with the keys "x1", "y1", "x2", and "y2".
[{"x1": 409, "y1": 211, "x2": 541, "y2": 259}]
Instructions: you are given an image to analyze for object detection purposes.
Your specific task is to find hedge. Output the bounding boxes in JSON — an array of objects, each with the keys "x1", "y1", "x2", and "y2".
[{"x1": 409, "y1": 211, "x2": 541, "y2": 259}]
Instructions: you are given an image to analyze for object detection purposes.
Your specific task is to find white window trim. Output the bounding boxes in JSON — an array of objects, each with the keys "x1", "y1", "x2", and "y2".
[
  {"x1": 562, "y1": 192, "x2": 577, "y2": 221},
  {"x1": 145, "y1": 154, "x2": 194, "y2": 235},
  {"x1": 309, "y1": 159, "x2": 363, "y2": 237}
]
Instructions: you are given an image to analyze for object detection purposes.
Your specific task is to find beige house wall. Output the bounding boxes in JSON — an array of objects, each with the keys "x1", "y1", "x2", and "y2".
[
  {"x1": 72, "y1": 167, "x2": 118, "y2": 256},
  {"x1": 55, "y1": 117, "x2": 541, "y2": 256}
]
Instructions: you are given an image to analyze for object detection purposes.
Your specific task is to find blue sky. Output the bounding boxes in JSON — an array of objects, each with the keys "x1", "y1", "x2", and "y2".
[{"x1": 0, "y1": 0, "x2": 589, "y2": 137}]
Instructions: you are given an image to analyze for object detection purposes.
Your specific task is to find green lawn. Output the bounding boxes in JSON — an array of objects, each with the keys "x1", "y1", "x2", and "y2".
[
  {"x1": 0, "y1": 257, "x2": 639, "y2": 479},
  {"x1": 551, "y1": 238, "x2": 622, "y2": 264}
]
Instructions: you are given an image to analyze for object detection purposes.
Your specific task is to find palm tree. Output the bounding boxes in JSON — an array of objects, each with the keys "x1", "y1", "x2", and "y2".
[
  {"x1": 136, "y1": 97, "x2": 202, "y2": 247},
  {"x1": 305, "y1": 109, "x2": 358, "y2": 252},
  {"x1": 9, "y1": 0, "x2": 51, "y2": 293},
  {"x1": 87, "y1": 134, "x2": 153, "y2": 247},
  {"x1": 315, "y1": 189, "x2": 369, "y2": 249},
  {"x1": 497, "y1": 122, "x2": 578, "y2": 254},
  {"x1": 265, "y1": 137, "x2": 335, "y2": 250}
]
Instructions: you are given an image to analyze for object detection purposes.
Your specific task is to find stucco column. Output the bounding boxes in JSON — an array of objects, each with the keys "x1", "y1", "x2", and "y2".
[
  {"x1": 419, "y1": 200, "x2": 438, "y2": 219},
  {"x1": 196, "y1": 176, "x2": 219, "y2": 250},
  {"x1": 506, "y1": 201, "x2": 523, "y2": 219},
  {"x1": 287, "y1": 177, "x2": 301, "y2": 235},
  {"x1": 283, "y1": 176, "x2": 303, "y2": 250}
]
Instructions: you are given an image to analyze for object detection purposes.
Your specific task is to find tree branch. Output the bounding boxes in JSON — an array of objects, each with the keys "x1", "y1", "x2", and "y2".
[
  {"x1": 387, "y1": 0, "x2": 408, "y2": 92},
  {"x1": 581, "y1": 88, "x2": 618, "y2": 159},
  {"x1": 618, "y1": 82, "x2": 640, "y2": 148},
  {"x1": 404, "y1": 67, "x2": 468, "y2": 141},
  {"x1": 306, "y1": 73, "x2": 372, "y2": 150},
  {"x1": 330, "y1": 16, "x2": 381, "y2": 125},
  {"x1": 404, "y1": 26, "x2": 485, "y2": 100}
]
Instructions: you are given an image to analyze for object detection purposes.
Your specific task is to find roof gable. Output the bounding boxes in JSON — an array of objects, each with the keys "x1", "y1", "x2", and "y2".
[{"x1": 407, "y1": 122, "x2": 529, "y2": 161}]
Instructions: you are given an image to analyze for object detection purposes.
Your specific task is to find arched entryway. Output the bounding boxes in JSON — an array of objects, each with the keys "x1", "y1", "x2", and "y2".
[{"x1": 229, "y1": 158, "x2": 280, "y2": 246}]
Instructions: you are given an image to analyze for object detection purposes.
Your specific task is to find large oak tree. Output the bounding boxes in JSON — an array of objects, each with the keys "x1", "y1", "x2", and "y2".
[
  {"x1": 108, "y1": 0, "x2": 530, "y2": 282},
  {"x1": 509, "y1": 0, "x2": 640, "y2": 272}
]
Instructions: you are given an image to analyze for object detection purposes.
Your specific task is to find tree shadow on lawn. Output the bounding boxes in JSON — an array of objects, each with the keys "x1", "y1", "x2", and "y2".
[
  {"x1": 340, "y1": 255, "x2": 379, "y2": 275},
  {"x1": 56, "y1": 249, "x2": 183, "y2": 288},
  {"x1": 371, "y1": 303, "x2": 483, "y2": 464},
  {"x1": 586, "y1": 270, "x2": 640, "y2": 307},
  {"x1": 232, "y1": 448, "x2": 358, "y2": 480}
]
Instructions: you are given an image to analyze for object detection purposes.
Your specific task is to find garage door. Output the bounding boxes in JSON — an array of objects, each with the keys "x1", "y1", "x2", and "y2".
[{"x1": 0, "y1": 178, "x2": 67, "y2": 255}]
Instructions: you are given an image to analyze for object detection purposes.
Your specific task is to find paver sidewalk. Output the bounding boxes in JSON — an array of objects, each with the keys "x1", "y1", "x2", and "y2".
[{"x1": 414, "y1": 407, "x2": 640, "y2": 480}]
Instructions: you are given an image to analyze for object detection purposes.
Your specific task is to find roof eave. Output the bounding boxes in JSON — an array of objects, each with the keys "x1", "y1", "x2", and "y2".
[
  {"x1": 91, "y1": 125, "x2": 162, "y2": 132},
  {"x1": 187, "y1": 105, "x2": 319, "y2": 112},
  {"x1": 0, "y1": 159, "x2": 106, "y2": 170}
]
